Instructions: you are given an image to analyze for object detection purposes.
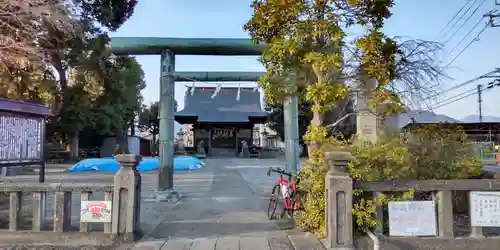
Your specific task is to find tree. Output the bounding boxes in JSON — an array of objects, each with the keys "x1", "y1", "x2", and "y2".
[
  {"x1": 245, "y1": 0, "x2": 445, "y2": 156},
  {"x1": 245, "y1": 0, "x2": 446, "y2": 237},
  {"x1": 138, "y1": 100, "x2": 178, "y2": 153},
  {"x1": 0, "y1": 0, "x2": 73, "y2": 69},
  {"x1": 90, "y1": 55, "x2": 146, "y2": 154},
  {"x1": 0, "y1": 0, "x2": 140, "y2": 160},
  {"x1": 0, "y1": 0, "x2": 137, "y2": 69},
  {"x1": 42, "y1": 0, "x2": 137, "y2": 159}
]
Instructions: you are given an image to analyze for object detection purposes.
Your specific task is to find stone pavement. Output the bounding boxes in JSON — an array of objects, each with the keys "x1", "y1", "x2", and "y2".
[{"x1": 132, "y1": 157, "x2": 325, "y2": 250}]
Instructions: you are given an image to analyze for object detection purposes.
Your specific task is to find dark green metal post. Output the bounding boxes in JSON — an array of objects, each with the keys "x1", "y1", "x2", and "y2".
[
  {"x1": 283, "y1": 95, "x2": 299, "y2": 179},
  {"x1": 158, "y1": 49, "x2": 175, "y2": 191}
]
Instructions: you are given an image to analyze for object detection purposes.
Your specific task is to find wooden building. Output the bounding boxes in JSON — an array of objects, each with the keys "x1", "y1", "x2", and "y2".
[{"x1": 175, "y1": 87, "x2": 267, "y2": 157}]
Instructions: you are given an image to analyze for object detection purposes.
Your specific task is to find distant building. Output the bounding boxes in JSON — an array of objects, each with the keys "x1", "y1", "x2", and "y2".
[
  {"x1": 183, "y1": 124, "x2": 194, "y2": 147},
  {"x1": 175, "y1": 87, "x2": 267, "y2": 157}
]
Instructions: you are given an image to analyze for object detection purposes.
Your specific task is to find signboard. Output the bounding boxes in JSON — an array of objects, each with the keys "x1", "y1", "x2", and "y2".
[
  {"x1": 80, "y1": 201, "x2": 112, "y2": 223},
  {"x1": 470, "y1": 191, "x2": 500, "y2": 227},
  {"x1": 212, "y1": 128, "x2": 234, "y2": 139},
  {"x1": 388, "y1": 201, "x2": 437, "y2": 236},
  {"x1": 0, "y1": 115, "x2": 43, "y2": 165}
]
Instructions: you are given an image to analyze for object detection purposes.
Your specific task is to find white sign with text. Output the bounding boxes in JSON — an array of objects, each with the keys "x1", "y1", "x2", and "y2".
[
  {"x1": 470, "y1": 191, "x2": 500, "y2": 227},
  {"x1": 388, "y1": 200, "x2": 437, "y2": 236},
  {"x1": 80, "y1": 201, "x2": 112, "y2": 223}
]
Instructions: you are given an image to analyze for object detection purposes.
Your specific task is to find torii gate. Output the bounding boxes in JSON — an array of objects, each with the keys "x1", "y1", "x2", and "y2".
[{"x1": 110, "y1": 37, "x2": 300, "y2": 201}]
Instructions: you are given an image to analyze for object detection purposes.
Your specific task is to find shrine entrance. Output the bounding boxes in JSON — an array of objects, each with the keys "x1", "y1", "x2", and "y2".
[
  {"x1": 109, "y1": 37, "x2": 300, "y2": 198},
  {"x1": 177, "y1": 86, "x2": 265, "y2": 157}
]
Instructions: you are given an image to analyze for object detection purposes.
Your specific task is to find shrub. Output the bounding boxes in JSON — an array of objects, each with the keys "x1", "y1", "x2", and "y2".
[{"x1": 296, "y1": 124, "x2": 483, "y2": 236}]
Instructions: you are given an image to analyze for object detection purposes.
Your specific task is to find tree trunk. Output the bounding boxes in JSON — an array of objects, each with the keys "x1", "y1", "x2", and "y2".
[
  {"x1": 69, "y1": 130, "x2": 79, "y2": 162},
  {"x1": 307, "y1": 110, "x2": 326, "y2": 157}
]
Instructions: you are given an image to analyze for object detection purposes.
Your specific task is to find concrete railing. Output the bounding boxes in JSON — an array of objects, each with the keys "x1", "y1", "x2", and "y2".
[
  {"x1": 324, "y1": 151, "x2": 500, "y2": 249},
  {"x1": 0, "y1": 154, "x2": 141, "y2": 246}
]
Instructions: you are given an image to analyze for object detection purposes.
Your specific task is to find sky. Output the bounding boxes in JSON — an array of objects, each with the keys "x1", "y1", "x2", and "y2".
[{"x1": 111, "y1": 0, "x2": 500, "y2": 126}]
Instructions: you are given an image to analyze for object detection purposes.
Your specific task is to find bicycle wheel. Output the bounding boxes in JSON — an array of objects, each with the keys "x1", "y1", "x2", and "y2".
[{"x1": 267, "y1": 184, "x2": 282, "y2": 220}]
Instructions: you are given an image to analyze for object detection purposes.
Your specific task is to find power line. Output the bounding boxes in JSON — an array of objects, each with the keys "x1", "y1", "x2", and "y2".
[
  {"x1": 435, "y1": 1, "x2": 473, "y2": 40},
  {"x1": 447, "y1": 17, "x2": 485, "y2": 55},
  {"x1": 424, "y1": 69, "x2": 499, "y2": 100},
  {"x1": 434, "y1": 1, "x2": 474, "y2": 41},
  {"x1": 439, "y1": 0, "x2": 479, "y2": 42},
  {"x1": 445, "y1": 23, "x2": 489, "y2": 67},
  {"x1": 431, "y1": 86, "x2": 477, "y2": 107},
  {"x1": 429, "y1": 78, "x2": 500, "y2": 110},
  {"x1": 431, "y1": 91, "x2": 477, "y2": 110},
  {"x1": 443, "y1": 0, "x2": 488, "y2": 43}
]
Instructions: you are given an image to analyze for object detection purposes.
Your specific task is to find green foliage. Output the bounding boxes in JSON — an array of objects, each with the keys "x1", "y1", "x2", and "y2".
[
  {"x1": 297, "y1": 126, "x2": 483, "y2": 236},
  {"x1": 138, "y1": 100, "x2": 179, "y2": 137},
  {"x1": 245, "y1": 0, "x2": 348, "y2": 110},
  {"x1": 91, "y1": 55, "x2": 146, "y2": 134},
  {"x1": 305, "y1": 81, "x2": 347, "y2": 113},
  {"x1": 138, "y1": 101, "x2": 160, "y2": 137},
  {"x1": 75, "y1": 0, "x2": 138, "y2": 31}
]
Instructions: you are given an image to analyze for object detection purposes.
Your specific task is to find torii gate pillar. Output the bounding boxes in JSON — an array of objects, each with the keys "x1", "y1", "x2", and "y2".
[{"x1": 157, "y1": 49, "x2": 176, "y2": 197}]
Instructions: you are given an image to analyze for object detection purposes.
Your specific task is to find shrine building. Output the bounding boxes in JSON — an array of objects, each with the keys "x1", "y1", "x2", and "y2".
[{"x1": 175, "y1": 86, "x2": 268, "y2": 157}]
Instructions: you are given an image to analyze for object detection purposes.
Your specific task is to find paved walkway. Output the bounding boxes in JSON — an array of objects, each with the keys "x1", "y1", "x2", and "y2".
[{"x1": 132, "y1": 158, "x2": 325, "y2": 250}]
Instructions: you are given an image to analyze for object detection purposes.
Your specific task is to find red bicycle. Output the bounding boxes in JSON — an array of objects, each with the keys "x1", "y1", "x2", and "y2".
[{"x1": 267, "y1": 167, "x2": 300, "y2": 220}]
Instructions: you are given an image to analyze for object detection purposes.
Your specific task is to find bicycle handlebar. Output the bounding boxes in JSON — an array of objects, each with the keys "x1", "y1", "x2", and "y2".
[{"x1": 266, "y1": 167, "x2": 292, "y2": 177}]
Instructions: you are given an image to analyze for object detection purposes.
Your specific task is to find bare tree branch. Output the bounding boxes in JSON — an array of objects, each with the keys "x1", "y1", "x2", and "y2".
[{"x1": 341, "y1": 36, "x2": 449, "y2": 109}]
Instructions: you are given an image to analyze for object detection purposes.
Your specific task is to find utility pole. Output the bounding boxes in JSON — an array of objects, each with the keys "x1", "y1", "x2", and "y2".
[
  {"x1": 477, "y1": 84, "x2": 483, "y2": 122},
  {"x1": 486, "y1": 11, "x2": 500, "y2": 27}
]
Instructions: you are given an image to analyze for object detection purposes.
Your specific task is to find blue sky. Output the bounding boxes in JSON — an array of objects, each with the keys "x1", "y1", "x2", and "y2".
[{"x1": 111, "y1": 0, "x2": 500, "y2": 122}]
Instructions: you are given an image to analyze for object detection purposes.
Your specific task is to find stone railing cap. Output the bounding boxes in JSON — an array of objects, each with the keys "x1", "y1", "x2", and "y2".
[
  {"x1": 0, "y1": 182, "x2": 113, "y2": 192},
  {"x1": 325, "y1": 151, "x2": 352, "y2": 162},
  {"x1": 115, "y1": 154, "x2": 142, "y2": 164}
]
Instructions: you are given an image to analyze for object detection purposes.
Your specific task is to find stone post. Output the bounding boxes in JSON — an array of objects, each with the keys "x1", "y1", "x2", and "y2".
[
  {"x1": 325, "y1": 151, "x2": 354, "y2": 250},
  {"x1": 196, "y1": 141, "x2": 206, "y2": 158},
  {"x1": 113, "y1": 154, "x2": 142, "y2": 241},
  {"x1": 241, "y1": 140, "x2": 249, "y2": 158}
]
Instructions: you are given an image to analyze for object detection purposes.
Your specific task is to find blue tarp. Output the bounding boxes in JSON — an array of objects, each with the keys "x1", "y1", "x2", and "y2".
[{"x1": 68, "y1": 156, "x2": 205, "y2": 172}]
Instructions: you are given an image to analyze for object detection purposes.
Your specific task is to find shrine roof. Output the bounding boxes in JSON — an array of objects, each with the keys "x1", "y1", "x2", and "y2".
[
  {"x1": 175, "y1": 87, "x2": 268, "y2": 124},
  {"x1": 0, "y1": 98, "x2": 52, "y2": 117}
]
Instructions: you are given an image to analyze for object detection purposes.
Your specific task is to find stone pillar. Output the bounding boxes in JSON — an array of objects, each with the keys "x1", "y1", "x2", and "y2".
[
  {"x1": 356, "y1": 73, "x2": 378, "y2": 143},
  {"x1": 196, "y1": 141, "x2": 206, "y2": 158},
  {"x1": 325, "y1": 151, "x2": 354, "y2": 250},
  {"x1": 158, "y1": 49, "x2": 175, "y2": 191},
  {"x1": 113, "y1": 154, "x2": 142, "y2": 241},
  {"x1": 259, "y1": 124, "x2": 267, "y2": 148},
  {"x1": 208, "y1": 128, "x2": 212, "y2": 156},
  {"x1": 241, "y1": 140, "x2": 249, "y2": 157}
]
